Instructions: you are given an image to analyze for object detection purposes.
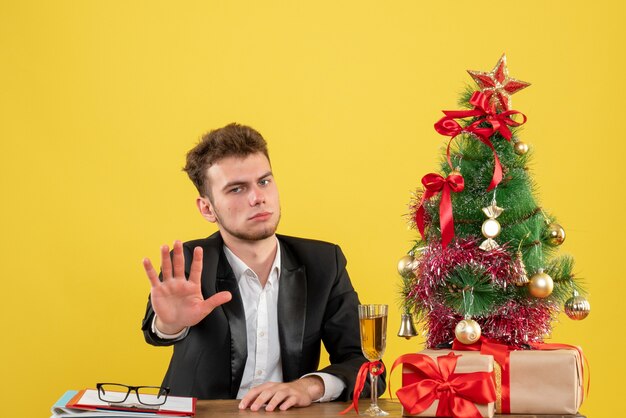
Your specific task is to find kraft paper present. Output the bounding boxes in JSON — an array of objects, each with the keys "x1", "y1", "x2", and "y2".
[
  {"x1": 400, "y1": 349, "x2": 495, "y2": 418},
  {"x1": 505, "y1": 348, "x2": 583, "y2": 414}
]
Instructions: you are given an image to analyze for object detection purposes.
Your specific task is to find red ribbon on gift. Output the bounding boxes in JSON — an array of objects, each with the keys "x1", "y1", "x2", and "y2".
[
  {"x1": 452, "y1": 337, "x2": 590, "y2": 413},
  {"x1": 434, "y1": 91, "x2": 527, "y2": 191},
  {"x1": 453, "y1": 337, "x2": 512, "y2": 413},
  {"x1": 340, "y1": 360, "x2": 385, "y2": 415},
  {"x1": 390, "y1": 352, "x2": 496, "y2": 418},
  {"x1": 415, "y1": 172, "x2": 465, "y2": 248}
]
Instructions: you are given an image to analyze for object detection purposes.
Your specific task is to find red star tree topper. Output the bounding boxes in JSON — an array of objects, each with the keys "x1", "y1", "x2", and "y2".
[{"x1": 467, "y1": 54, "x2": 530, "y2": 111}]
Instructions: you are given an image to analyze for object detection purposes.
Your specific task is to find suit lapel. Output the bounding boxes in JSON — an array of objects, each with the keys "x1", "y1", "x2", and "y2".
[
  {"x1": 212, "y1": 244, "x2": 247, "y2": 398},
  {"x1": 277, "y1": 241, "x2": 307, "y2": 381}
]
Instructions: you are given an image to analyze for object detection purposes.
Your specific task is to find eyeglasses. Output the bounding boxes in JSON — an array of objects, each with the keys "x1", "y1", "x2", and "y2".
[{"x1": 96, "y1": 383, "x2": 170, "y2": 407}]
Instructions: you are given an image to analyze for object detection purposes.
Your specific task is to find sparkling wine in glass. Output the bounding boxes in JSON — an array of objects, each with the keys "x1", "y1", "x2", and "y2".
[{"x1": 358, "y1": 304, "x2": 388, "y2": 416}]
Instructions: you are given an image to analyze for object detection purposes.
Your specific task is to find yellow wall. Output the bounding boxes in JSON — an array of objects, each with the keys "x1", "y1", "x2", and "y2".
[{"x1": 0, "y1": 1, "x2": 621, "y2": 416}]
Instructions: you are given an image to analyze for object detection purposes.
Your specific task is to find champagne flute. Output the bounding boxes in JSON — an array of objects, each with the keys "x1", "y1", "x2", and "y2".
[{"x1": 358, "y1": 304, "x2": 388, "y2": 416}]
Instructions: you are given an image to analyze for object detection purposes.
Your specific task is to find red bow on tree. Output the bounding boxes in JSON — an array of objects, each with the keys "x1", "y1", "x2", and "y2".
[
  {"x1": 434, "y1": 91, "x2": 527, "y2": 191},
  {"x1": 415, "y1": 172, "x2": 465, "y2": 248},
  {"x1": 391, "y1": 352, "x2": 496, "y2": 418}
]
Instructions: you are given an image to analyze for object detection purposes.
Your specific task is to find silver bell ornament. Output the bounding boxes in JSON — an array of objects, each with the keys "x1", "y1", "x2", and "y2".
[{"x1": 397, "y1": 313, "x2": 419, "y2": 339}]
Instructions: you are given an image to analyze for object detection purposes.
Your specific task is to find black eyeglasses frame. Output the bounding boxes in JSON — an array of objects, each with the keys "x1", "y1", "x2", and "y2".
[{"x1": 96, "y1": 383, "x2": 171, "y2": 407}]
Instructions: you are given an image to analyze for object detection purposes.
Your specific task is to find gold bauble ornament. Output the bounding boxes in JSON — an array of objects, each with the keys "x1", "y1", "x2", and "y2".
[
  {"x1": 397, "y1": 255, "x2": 416, "y2": 277},
  {"x1": 564, "y1": 291, "x2": 591, "y2": 320},
  {"x1": 454, "y1": 318, "x2": 482, "y2": 344},
  {"x1": 529, "y1": 269, "x2": 554, "y2": 298},
  {"x1": 545, "y1": 223, "x2": 566, "y2": 246},
  {"x1": 514, "y1": 141, "x2": 529, "y2": 155}
]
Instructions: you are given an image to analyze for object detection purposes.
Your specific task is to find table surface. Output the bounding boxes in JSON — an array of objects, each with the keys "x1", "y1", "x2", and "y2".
[{"x1": 195, "y1": 399, "x2": 585, "y2": 417}]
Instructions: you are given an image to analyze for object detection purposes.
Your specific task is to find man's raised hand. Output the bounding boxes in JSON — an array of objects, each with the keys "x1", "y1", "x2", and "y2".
[{"x1": 143, "y1": 240, "x2": 232, "y2": 334}]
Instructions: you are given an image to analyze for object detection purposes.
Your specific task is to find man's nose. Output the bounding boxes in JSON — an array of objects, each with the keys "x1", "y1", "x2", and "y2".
[{"x1": 248, "y1": 187, "x2": 265, "y2": 205}]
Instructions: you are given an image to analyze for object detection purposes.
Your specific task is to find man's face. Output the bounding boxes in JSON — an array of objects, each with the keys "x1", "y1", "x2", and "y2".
[{"x1": 199, "y1": 152, "x2": 281, "y2": 242}]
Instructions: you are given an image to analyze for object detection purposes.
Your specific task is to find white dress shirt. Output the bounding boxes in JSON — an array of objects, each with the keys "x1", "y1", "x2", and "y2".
[
  {"x1": 223, "y1": 243, "x2": 283, "y2": 398},
  {"x1": 153, "y1": 239, "x2": 345, "y2": 401}
]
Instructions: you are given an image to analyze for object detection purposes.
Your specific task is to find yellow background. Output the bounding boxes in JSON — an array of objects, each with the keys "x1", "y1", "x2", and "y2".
[{"x1": 0, "y1": 1, "x2": 622, "y2": 416}]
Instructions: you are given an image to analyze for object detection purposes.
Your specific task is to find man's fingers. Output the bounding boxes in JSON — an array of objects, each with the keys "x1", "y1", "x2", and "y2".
[
  {"x1": 188, "y1": 246, "x2": 204, "y2": 284},
  {"x1": 201, "y1": 291, "x2": 232, "y2": 315},
  {"x1": 278, "y1": 396, "x2": 298, "y2": 411},
  {"x1": 239, "y1": 388, "x2": 258, "y2": 409},
  {"x1": 143, "y1": 258, "x2": 160, "y2": 287},
  {"x1": 160, "y1": 244, "x2": 172, "y2": 279},
  {"x1": 239, "y1": 382, "x2": 308, "y2": 411},
  {"x1": 250, "y1": 389, "x2": 274, "y2": 411},
  {"x1": 239, "y1": 383, "x2": 272, "y2": 410},
  {"x1": 172, "y1": 240, "x2": 185, "y2": 278},
  {"x1": 264, "y1": 391, "x2": 289, "y2": 412}
]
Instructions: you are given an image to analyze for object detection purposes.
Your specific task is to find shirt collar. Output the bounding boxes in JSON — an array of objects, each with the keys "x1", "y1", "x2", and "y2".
[{"x1": 223, "y1": 238, "x2": 281, "y2": 285}]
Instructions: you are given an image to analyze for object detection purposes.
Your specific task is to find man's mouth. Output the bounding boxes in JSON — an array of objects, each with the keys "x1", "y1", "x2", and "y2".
[{"x1": 249, "y1": 212, "x2": 272, "y2": 221}]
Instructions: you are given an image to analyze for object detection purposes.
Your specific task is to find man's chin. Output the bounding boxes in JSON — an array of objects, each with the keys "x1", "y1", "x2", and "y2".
[
  {"x1": 221, "y1": 224, "x2": 279, "y2": 242},
  {"x1": 216, "y1": 212, "x2": 281, "y2": 242},
  {"x1": 238, "y1": 230, "x2": 276, "y2": 241}
]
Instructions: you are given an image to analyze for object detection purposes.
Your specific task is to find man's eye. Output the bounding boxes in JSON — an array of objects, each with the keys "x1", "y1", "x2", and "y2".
[
  {"x1": 230, "y1": 187, "x2": 243, "y2": 193},
  {"x1": 259, "y1": 179, "x2": 270, "y2": 186}
]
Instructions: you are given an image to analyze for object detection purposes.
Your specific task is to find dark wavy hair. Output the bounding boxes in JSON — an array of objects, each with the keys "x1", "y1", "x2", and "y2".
[{"x1": 184, "y1": 123, "x2": 269, "y2": 197}]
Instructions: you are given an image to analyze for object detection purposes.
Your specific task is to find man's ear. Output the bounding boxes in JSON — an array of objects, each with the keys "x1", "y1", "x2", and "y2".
[{"x1": 196, "y1": 196, "x2": 217, "y2": 223}]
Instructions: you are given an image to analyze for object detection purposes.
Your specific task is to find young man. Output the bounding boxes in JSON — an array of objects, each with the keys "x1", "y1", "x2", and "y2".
[{"x1": 141, "y1": 123, "x2": 384, "y2": 411}]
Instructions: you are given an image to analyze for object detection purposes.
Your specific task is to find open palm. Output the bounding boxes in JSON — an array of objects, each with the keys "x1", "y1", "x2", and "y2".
[{"x1": 143, "y1": 241, "x2": 232, "y2": 334}]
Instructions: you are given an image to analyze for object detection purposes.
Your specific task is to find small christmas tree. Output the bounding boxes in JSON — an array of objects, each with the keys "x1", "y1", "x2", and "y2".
[{"x1": 398, "y1": 54, "x2": 591, "y2": 348}]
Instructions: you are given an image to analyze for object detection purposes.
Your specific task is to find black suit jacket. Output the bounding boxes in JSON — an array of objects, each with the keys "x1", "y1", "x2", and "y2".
[{"x1": 141, "y1": 232, "x2": 385, "y2": 400}]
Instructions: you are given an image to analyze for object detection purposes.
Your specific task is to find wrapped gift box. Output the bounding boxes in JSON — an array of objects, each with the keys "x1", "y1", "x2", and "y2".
[
  {"x1": 504, "y1": 348, "x2": 583, "y2": 414},
  {"x1": 399, "y1": 349, "x2": 495, "y2": 417},
  {"x1": 417, "y1": 346, "x2": 585, "y2": 415}
]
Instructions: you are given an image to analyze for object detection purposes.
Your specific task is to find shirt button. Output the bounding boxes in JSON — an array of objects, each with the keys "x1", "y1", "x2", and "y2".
[
  {"x1": 259, "y1": 331, "x2": 265, "y2": 337},
  {"x1": 257, "y1": 370, "x2": 263, "y2": 376}
]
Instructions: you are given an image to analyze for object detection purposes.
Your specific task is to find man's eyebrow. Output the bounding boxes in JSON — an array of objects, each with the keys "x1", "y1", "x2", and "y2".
[
  {"x1": 221, "y1": 171, "x2": 273, "y2": 191},
  {"x1": 221, "y1": 180, "x2": 246, "y2": 191}
]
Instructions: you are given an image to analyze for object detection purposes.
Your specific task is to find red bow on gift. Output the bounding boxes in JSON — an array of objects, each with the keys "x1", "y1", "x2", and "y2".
[
  {"x1": 390, "y1": 352, "x2": 496, "y2": 418},
  {"x1": 434, "y1": 91, "x2": 527, "y2": 191},
  {"x1": 340, "y1": 361, "x2": 385, "y2": 415},
  {"x1": 415, "y1": 172, "x2": 465, "y2": 248},
  {"x1": 452, "y1": 337, "x2": 513, "y2": 413}
]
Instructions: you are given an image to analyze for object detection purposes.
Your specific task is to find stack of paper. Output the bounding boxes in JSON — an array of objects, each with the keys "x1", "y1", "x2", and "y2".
[{"x1": 51, "y1": 390, "x2": 196, "y2": 418}]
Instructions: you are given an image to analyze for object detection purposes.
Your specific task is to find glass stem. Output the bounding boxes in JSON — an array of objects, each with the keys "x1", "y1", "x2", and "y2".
[{"x1": 370, "y1": 371, "x2": 378, "y2": 407}]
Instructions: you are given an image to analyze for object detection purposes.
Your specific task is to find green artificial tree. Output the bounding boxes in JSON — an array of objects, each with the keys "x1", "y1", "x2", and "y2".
[{"x1": 397, "y1": 54, "x2": 590, "y2": 348}]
